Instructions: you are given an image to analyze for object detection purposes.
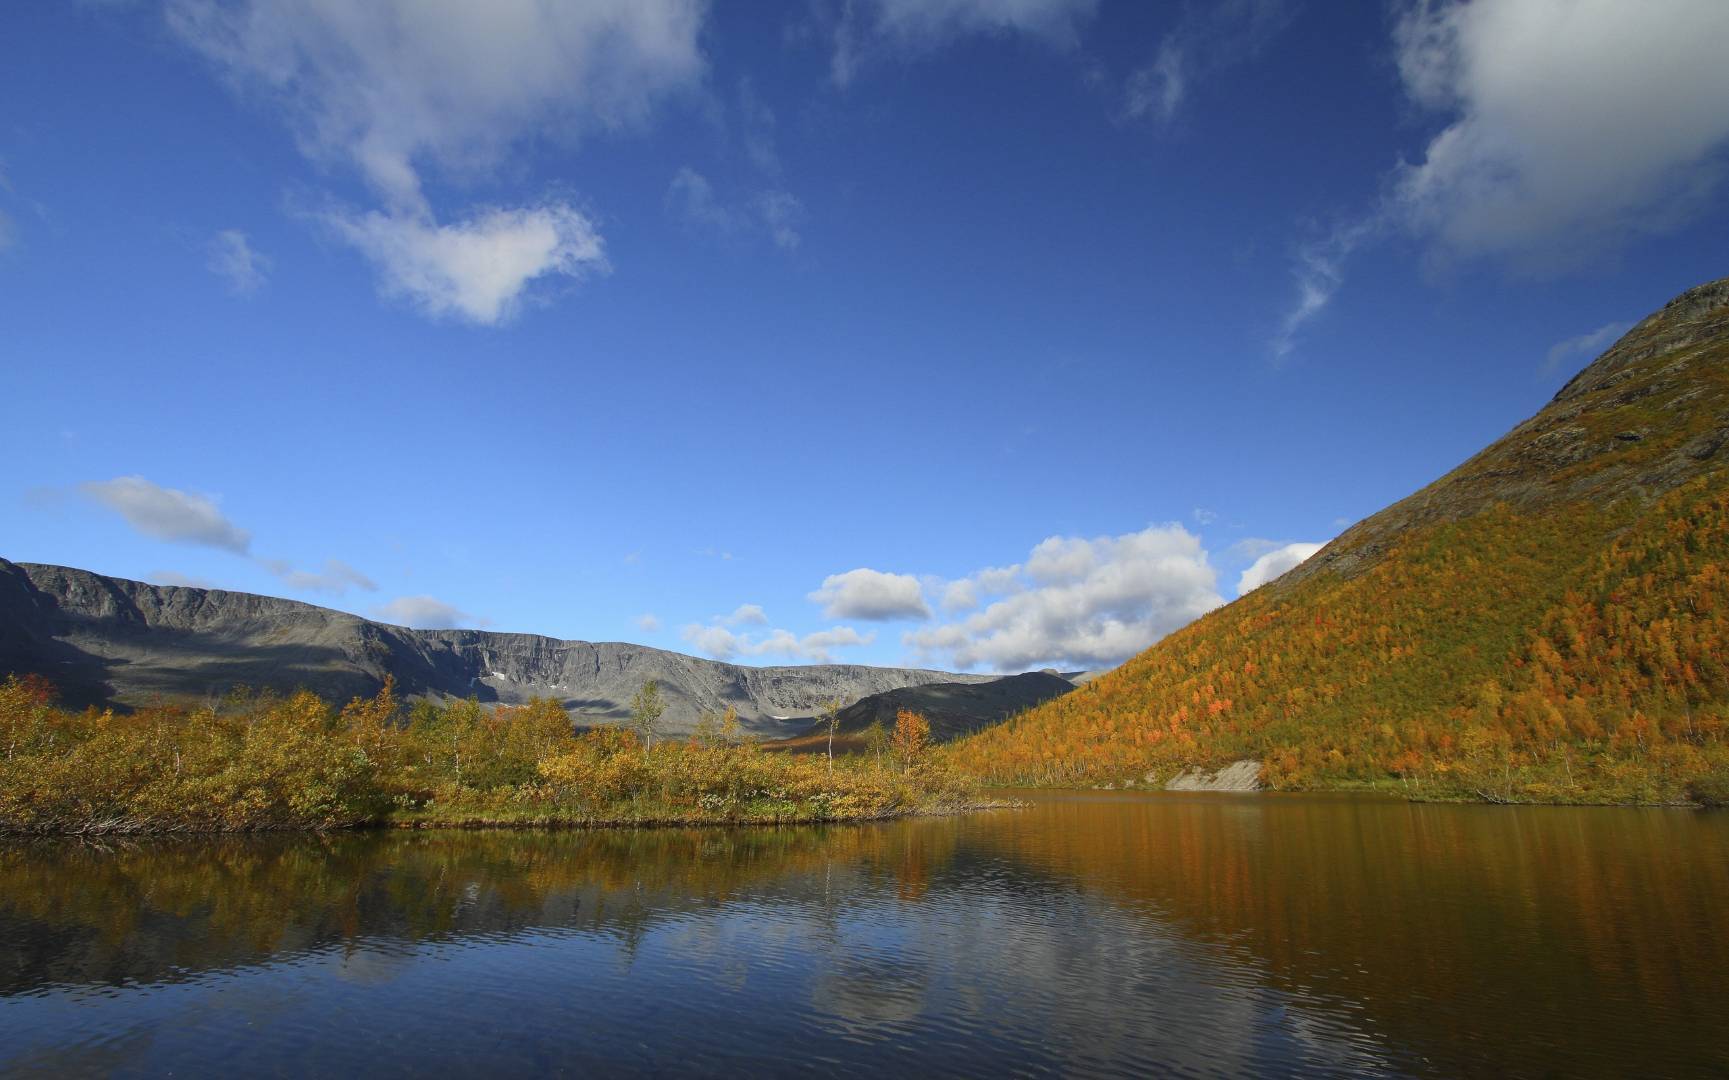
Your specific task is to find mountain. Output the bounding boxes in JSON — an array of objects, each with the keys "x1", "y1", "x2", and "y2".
[
  {"x1": 950, "y1": 277, "x2": 1729, "y2": 804},
  {"x1": 0, "y1": 560, "x2": 994, "y2": 736},
  {"x1": 766, "y1": 669, "x2": 1081, "y2": 753}
]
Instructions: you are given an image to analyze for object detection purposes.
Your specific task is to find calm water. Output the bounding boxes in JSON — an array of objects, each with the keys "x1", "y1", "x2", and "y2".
[{"x1": 1, "y1": 791, "x2": 1726, "y2": 1078}]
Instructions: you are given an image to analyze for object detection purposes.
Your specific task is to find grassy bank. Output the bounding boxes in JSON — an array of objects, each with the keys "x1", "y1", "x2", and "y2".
[{"x1": 0, "y1": 677, "x2": 984, "y2": 835}]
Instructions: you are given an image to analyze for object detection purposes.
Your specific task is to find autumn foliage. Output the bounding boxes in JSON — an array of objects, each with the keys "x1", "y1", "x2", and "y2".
[
  {"x1": 0, "y1": 679, "x2": 979, "y2": 834},
  {"x1": 947, "y1": 479, "x2": 1729, "y2": 805}
]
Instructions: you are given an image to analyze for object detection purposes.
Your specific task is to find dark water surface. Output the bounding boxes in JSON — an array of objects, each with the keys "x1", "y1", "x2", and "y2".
[{"x1": 2, "y1": 791, "x2": 1726, "y2": 1078}]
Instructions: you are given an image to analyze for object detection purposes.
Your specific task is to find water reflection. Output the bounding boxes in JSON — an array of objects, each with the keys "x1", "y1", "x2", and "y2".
[{"x1": 1, "y1": 794, "x2": 1725, "y2": 1077}]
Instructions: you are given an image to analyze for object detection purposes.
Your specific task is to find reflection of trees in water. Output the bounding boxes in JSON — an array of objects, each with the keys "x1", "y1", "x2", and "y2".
[
  {"x1": 0, "y1": 823, "x2": 952, "y2": 993},
  {"x1": 2, "y1": 800, "x2": 1725, "y2": 1078},
  {"x1": 965, "y1": 793, "x2": 1729, "y2": 1078}
]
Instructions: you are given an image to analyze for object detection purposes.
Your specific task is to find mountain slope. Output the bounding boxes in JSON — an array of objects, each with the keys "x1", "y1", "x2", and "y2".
[
  {"x1": 0, "y1": 561, "x2": 992, "y2": 736},
  {"x1": 766, "y1": 670, "x2": 1081, "y2": 754},
  {"x1": 949, "y1": 277, "x2": 1729, "y2": 804}
]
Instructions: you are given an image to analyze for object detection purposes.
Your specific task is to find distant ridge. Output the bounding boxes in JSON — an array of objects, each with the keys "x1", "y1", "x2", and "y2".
[{"x1": 0, "y1": 560, "x2": 996, "y2": 735}]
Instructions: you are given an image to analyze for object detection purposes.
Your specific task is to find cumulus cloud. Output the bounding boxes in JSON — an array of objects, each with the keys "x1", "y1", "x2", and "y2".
[
  {"x1": 1123, "y1": 0, "x2": 1293, "y2": 126},
  {"x1": 81, "y1": 476, "x2": 252, "y2": 554},
  {"x1": 374, "y1": 595, "x2": 479, "y2": 630},
  {"x1": 259, "y1": 556, "x2": 378, "y2": 595},
  {"x1": 320, "y1": 202, "x2": 607, "y2": 325},
  {"x1": 1275, "y1": 0, "x2": 1729, "y2": 358},
  {"x1": 1236, "y1": 541, "x2": 1323, "y2": 595},
  {"x1": 207, "y1": 228, "x2": 269, "y2": 294},
  {"x1": 1391, "y1": 0, "x2": 1729, "y2": 267},
  {"x1": 809, "y1": 568, "x2": 932, "y2": 621},
  {"x1": 825, "y1": 0, "x2": 1096, "y2": 87},
  {"x1": 167, "y1": 0, "x2": 704, "y2": 322},
  {"x1": 681, "y1": 621, "x2": 874, "y2": 664},
  {"x1": 723, "y1": 603, "x2": 769, "y2": 626},
  {"x1": 1543, "y1": 320, "x2": 1633, "y2": 376},
  {"x1": 635, "y1": 612, "x2": 662, "y2": 633},
  {"x1": 905, "y1": 524, "x2": 1224, "y2": 671}
]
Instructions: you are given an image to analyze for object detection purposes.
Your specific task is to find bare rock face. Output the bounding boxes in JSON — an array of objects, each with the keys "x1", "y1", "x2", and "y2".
[
  {"x1": 0, "y1": 560, "x2": 995, "y2": 736},
  {"x1": 1163, "y1": 760, "x2": 1264, "y2": 792}
]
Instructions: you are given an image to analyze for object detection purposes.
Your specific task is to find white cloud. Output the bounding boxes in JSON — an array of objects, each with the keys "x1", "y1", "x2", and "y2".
[
  {"x1": 1542, "y1": 320, "x2": 1633, "y2": 376},
  {"x1": 168, "y1": 0, "x2": 705, "y2": 212},
  {"x1": 680, "y1": 621, "x2": 875, "y2": 664},
  {"x1": 826, "y1": 0, "x2": 1097, "y2": 87},
  {"x1": 905, "y1": 524, "x2": 1224, "y2": 671},
  {"x1": 1391, "y1": 0, "x2": 1729, "y2": 267},
  {"x1": 374, "y1": 595, "x2": 479, "y2": 630},
  {"x1": 1192, "y1": 507, "x2": 1218, "y2": 526},
  {"x1": 635, "y1": 612, "x2": 662, "y2": 632},
  {"x1": 1123, "y1": 0, "x2": 1293, "y2": 126},
  {"x1": 259, "y1": 556, "x2": 378, "y2": 595},
  {"x1": 81, "y1": 476, "x2": 252, "y2": 554},
  {"x1": 321, "y1": 202, "x2": 607, "y2": 325},
  {"x1": 940, "y1": 579, "x2": 979, "y2": 614},
  {"x1": 207, "y1": 228, "x2": 270, "y2": 294},
  {"x1": 809, "y1": 568, "x2": 932, "y2": 621},
  {"x1": 1236, "y1": 541, "x2": 1322, "y2": 595},
  {"x1": 724, "y1": 603, "x2": 768, "y2": 626},
  {"x1": 167, "y1": 0, "x2": 703, "y2": 321},
  {"x1": 1272, "y1": 216, "x2": 1378, "y2": 359},
  {"x1": 1275, "y1": 0, "x2": 1729, "y2": 359},
  {"x1": 149, "y1": 570, "x2": 217, "y2": 589}
]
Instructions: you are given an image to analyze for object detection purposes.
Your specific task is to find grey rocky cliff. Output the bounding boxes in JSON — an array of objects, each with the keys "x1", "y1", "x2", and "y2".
[{"x1": 0, "y1": 560, "x2": 995, "y2": 735}]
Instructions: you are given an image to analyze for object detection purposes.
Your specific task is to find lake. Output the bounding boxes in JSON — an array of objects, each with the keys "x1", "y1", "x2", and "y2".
[{"x1": 1, "y1": 791, "x2": 1725, "y2": 1077}]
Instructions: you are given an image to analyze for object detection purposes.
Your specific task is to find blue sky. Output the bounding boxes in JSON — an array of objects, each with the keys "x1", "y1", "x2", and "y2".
[{"x1": 4, "y1": 0, "x2": 1728, "y2": 672}]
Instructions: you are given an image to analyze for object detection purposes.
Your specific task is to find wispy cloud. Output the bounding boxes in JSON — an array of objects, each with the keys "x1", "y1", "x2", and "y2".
[
  {"x1": 374, "y1": 595, "x2": 483, "y2": 630},
  {"x1": 206, "y1": 228, "x2": 270, "y2": 294},
  {"x1": 81, "y1": 476, "x2": 252, "y2": 554},
  {"x1": 1122, "y1": 0, "x2": 1294, "y2": 127},
  {"x1": 258, "y1": 557, "x2": 378, "y2": 596},
  {"x1": 1542, "y1": 320, "x2": 1633, "y2": 376},
  {"x1": 819, "y1": 0, "x2": 1098, "y2": 88}
]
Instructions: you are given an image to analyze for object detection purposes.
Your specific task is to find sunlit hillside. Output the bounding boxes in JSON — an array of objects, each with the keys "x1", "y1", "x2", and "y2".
[{"x1": 949, "y1": 279, "x2": 1729, "y2": 805}]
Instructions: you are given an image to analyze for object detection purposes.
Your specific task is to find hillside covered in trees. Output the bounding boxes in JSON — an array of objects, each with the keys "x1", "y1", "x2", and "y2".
[{"x1": 949, "y1": 278, "x2": 1729, "y2": 805}]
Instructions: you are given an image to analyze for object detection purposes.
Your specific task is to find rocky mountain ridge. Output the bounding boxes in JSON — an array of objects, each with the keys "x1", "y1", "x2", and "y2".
[{"x1": 0, "y1": 559, "x2": 999, "y2": 735}]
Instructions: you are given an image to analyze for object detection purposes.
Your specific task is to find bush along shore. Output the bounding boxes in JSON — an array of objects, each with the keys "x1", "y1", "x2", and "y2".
[{"x1": 0, "y1": 676, "x2": 990, "y2": 835}]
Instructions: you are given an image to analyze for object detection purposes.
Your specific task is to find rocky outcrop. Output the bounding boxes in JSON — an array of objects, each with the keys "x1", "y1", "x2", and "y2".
[
  {"x1": 1163, "y1": 760, "x2": 1264, "y2": 792},
  {"x1": 0, "y1": 560, "x2": 994, "y2": 735}
]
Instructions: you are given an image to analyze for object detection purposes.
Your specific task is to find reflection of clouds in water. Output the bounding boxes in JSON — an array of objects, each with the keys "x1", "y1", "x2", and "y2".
[{"x1": 811, "y1": 950, "x2": 928, "y2": 1027}]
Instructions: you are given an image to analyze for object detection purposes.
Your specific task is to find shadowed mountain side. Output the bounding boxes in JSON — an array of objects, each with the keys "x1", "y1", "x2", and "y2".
[
  {"x1": 765, "y1": 671, "x2": 1080, "y2": 753},
  {"x1": 834, "y1": 671, "x2": 1080, "y2": 741},
  {"x1": 0, "y1": 561, "x2": 992, "y2": 735}
]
